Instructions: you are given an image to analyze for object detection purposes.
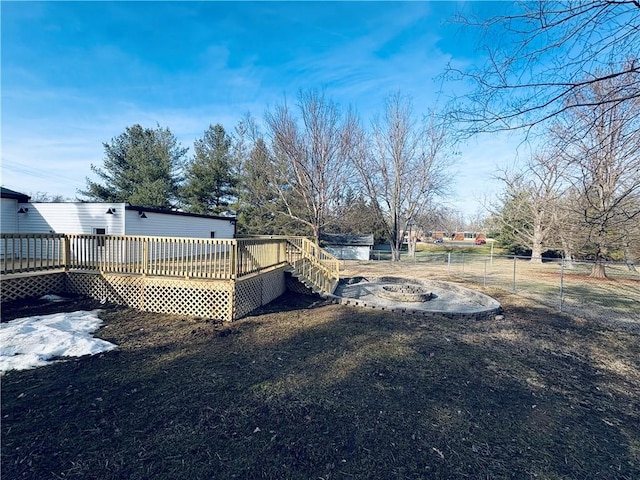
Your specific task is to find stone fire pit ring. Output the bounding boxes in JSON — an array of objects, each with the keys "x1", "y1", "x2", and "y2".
[
  {"x1": 331, "y1": 276, "x2": 503, "y2": 321},
  {"x1": 378, "y1": 284, "x2": 434, "y2": 302}
]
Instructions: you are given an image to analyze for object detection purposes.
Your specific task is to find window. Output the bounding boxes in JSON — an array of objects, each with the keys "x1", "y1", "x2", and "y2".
[
  {"x1": 94, "y1": 227, "x2": 106, "y2": 247},
  {"x1": 210, "y1": 232, "x2": 216, "y2": 238}
]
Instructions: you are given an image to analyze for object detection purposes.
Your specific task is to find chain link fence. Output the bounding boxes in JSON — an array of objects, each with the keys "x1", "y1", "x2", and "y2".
[{"x1": 369, "y1": 252, "x2": 640, "y2": 329}]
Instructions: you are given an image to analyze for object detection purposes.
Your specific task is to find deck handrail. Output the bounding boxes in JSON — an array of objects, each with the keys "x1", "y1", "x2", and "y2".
[
  {"x1": 285, "y1": 237, "x2": 340, "y2": 293},
  {"x1": 0, "y1": 233, "x2": 66, "y2": 274},
  {"x1": 1, "y1": 234, "x2": 336, "y2": 292}
]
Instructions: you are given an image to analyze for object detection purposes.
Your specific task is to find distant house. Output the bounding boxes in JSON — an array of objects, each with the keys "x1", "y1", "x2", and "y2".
[
  {"x1": 320, "y1": 233, "x2": 374, "y2": 260},
  {"x1": 452, "y1": 232, "x2": 477, "y2": 241},
  {"x1": 1, "y1": 190, "x2": 236, "y2": 239}
]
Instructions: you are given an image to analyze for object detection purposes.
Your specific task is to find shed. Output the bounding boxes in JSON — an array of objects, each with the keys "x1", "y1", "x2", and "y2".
[
  {"x1": 3, "y1": 197, "x2": 236, "y2": 239},
  {"x1": 320, "y1": 233, "x2": 374, "y2": 260}
]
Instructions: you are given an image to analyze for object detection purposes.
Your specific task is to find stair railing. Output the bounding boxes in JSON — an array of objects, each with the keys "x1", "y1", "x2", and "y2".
[{"x1": 285, "y1": 237, "x2": 340, "y2": 294}]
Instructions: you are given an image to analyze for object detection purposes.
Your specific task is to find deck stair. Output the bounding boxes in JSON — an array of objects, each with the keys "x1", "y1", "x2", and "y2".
[{"x1": 285, "y1": 237, "x2": 340, "y2": 296}]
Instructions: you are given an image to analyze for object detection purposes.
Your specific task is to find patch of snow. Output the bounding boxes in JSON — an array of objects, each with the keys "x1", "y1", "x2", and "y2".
[
  {"x1": 0, "y1": 310, "x2": 117, "y2": 373},
  {"x1": 40, "y1": 294, "x2": 66, "y2": 302}
]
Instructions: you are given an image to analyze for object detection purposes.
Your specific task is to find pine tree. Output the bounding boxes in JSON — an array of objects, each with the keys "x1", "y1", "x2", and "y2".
[
  {"x1": 81, "y1": 124, "x2": 187, "y2": 208},
  {"x1": 235, "y1": 138, "x2": 308, "y2": 236},
  {"x1": 181, "y1": 124, "x2": 237, "y2": 215}
]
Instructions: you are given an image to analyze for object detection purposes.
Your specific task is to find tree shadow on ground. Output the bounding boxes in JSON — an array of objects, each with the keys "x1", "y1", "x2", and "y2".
[{"x1": 2, "y1": 294, "x2": 639, "y2": 480}]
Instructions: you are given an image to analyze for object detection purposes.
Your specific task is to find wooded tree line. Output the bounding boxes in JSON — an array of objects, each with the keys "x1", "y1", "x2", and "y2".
[
  {"x1": 447, "y1": 0, "x2": 640, "y2": 277},
  {"x1": 79, "y1": 77, "x2": 639, "y2": 271},
  {"x1": 80, "y1": 91, "x2": 457, "y2": 262},
  {"x1": 77, "y1": 0, "x2": 639, "y2": 272},
  {"x1": 486, "y1": 68, "x2": 640, "y2": 276}
]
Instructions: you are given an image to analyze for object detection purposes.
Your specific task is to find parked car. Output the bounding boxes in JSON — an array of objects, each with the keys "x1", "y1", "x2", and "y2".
[
  {"x1": 433, "y1": 238, "x2": 444, "y2": 244},
  {"x1": 474, "y1": 238, "x2": 486, "y2": 245}
]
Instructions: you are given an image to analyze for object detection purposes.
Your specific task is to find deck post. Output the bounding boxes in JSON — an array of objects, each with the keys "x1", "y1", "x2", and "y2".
[
  {"x1": 230, "y1": 240, "x2": 237, "y2": 280},
  {"x1": 63, "y1": 235, "x2": 70, "y2": 272},
  {"x1": 142, "y1": 238, "x2": 148, "y2": 276}
]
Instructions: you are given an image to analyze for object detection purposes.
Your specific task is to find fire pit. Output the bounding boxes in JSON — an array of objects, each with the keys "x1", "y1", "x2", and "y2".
[
  {"x1": 378, "y1": 284, "x2": 434, "y2": 302},
  {"x1": 333, "y1": 276, "x2": 503, "y2": 319}
]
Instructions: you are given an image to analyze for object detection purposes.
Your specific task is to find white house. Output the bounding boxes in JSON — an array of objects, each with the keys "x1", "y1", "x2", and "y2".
[
  {"x1": 1, "y1": 187, "x2": 31, "y2": 234},
  {"x1": 1, "y1": 188, "x2": 236, "y2": 239}
]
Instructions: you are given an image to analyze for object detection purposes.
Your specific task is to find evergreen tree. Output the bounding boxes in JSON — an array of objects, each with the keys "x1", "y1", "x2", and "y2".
[
  {"x1": 235, "y1": 138, "x2": 308, "y2": 236},
  {"x1": 81, "y1": 124, "x2": 187, "y2": 208},
  {"x1": 325, "y1": 189, "x2": 387, "y2": 244},
  {"x1": 181, "y1": 124, "x2": 237, "y2": 215}
]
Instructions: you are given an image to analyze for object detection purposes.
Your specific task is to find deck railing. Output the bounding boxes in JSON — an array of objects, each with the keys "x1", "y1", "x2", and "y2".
[
  {"x1": 1, "y1": 234, "x2": 338, "y2": 291},
  {"x1": 1, "y1": 233, "x2": 66, "y2": 274},
  {"x1": 237, "y1": 237, "x2": 288, "y2": 277},
  {"x1": 61, "y1": 234, "x2": 239, "y2": 279},
  {"x1": 285, "y1": 237, "x2": 341, "y2": 293}
]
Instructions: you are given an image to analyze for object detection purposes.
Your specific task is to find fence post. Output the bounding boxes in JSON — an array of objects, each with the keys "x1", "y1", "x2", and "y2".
[
  {"x1": 483, "y1": 258, "x2": 488, "y2": 287},
  {"x1": 559, "y1": 259, "x2": 565, "y2": 312},
  {"x1": 512, "y1": 256, "x2": 517, "y2": 293},
  {"x1": 280, "y1": 240, "x2": 286, "y2": 265}
]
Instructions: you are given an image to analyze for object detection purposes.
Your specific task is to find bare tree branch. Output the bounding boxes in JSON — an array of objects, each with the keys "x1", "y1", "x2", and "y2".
[
  {"x1": 353, "y1": 93, "x2": 456, "y2": 261},
  {"x1": 265, "y1": 89, "x2": 360, "y2": 242},
  {"x1": 551, "y1": 68, "x2": 640, "y2": 276},
  {"x1": 444, "y1": 1, "x2": 640, "y2": 134}
]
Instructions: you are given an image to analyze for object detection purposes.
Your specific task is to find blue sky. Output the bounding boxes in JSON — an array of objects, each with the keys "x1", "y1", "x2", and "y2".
[{"x1": 1, "y1": 1, "x2": 524, "y2": 218}]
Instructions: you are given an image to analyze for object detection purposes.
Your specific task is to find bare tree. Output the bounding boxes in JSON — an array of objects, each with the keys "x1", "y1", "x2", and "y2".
[
  {"x1": 445, "y1": 1, "x2": 640, "y2": 134},
  {"x1": 354, "y1": 93, "x2": 455, "y2": 261},
  {"x1": 265, "y1": 89, "x2": 360, "y2": 243},
  {"x1": 30, "y1": 192, "x2": 71, "y2": 202},
  {"x1": 423, "y1": 205, "x2": 469, "y2": 239},
  {"x1": 552, "y1": 69, "x2": 640, "y2": 277},
  {"x1": 554, "y1": 189, "x2": 584, "y2": 268},
  {"x1": 493, "y1": 152, "x2": 566, "y2": 262}
]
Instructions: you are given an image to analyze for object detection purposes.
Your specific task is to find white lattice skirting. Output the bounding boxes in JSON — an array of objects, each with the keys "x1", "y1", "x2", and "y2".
[{"x1": 2, "y1": 267, "x2": 288, "y2": 321}]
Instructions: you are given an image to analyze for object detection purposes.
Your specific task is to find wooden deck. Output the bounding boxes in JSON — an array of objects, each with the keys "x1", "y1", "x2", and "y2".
[{"x1": 1, "y1": 234, "x2": 340, "y2": 321}]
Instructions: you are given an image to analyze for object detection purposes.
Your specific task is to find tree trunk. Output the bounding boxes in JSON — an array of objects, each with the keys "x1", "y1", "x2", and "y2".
[
  {"x1": 408, "y1": 238, "x2": 417, "y2": 257},
  {"x1": 624, "y1": 245, "x2": 637, "y2": 272},
  {"x1": 590, "y1": 240, "x2": 608, "y2": 278},
  {"x1": 530, "y1": 225, "x2": 544, "y2": 263},
  {"x1": 590, "y1": 261, "x2": 607, "y2": 278},
  {"x1": 530, "y1": 243, "x2": 543, "y2": 263},
  {"x1": 390, "y1": 241, "x2": 401, "y2": 261},
  {"x1": 390, "y1": 216, "x2": 401, "y2": 262},
  {"x1": 312, "y1": 225, "x2": 320, "y2": 248},
  {"x1": 561, "y1": 237, "x2": 574, "y2": 269}
]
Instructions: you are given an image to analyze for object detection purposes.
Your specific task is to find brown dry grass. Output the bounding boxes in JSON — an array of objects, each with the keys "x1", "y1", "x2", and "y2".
[
  {"x1": 344, "y1": 256, "x2": 640, "y2": 330},
  {"x1": 2, "y1": 263, "x2": 639, "y2": 479}
]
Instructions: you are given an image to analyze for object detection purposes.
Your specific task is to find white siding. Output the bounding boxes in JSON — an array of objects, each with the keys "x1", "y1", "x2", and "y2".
[
  {"x1": 1, "y1": 198, "x2": 19, "y2": 234},
  {"x1": 8, "y1": 202, "x2": 234, "y2": 239},
  {"x1": 325, "y1": 245, "x2": 370, "y2": 260},
  {"x1": 124, "y1": 210, "x2": 235, "y2": 238},
  {"x1": 14, "y1": 203, "x2": 125, "y2": 235}
]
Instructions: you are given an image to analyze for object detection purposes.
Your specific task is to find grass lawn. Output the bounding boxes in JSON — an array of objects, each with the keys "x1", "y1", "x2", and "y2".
[{"x1": 2, "y1": 281, "x2": 639, "y2": 479}]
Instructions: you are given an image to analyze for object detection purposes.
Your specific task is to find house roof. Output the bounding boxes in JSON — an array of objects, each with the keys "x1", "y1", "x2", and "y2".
[
  {"x1": 125, "y1": 205, "x2": 236, "y2": 222},
  {"x1": 0, "y1": 187, "x2": 31, "y2": 202},
  {"x1": 320, "y1": 233, "x2": 374, "y2": 246}
]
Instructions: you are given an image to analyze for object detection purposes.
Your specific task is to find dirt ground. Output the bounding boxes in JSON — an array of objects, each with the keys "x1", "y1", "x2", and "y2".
[{"x1": 2, "y1": 265, "x2": 639, "y2": 479}]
